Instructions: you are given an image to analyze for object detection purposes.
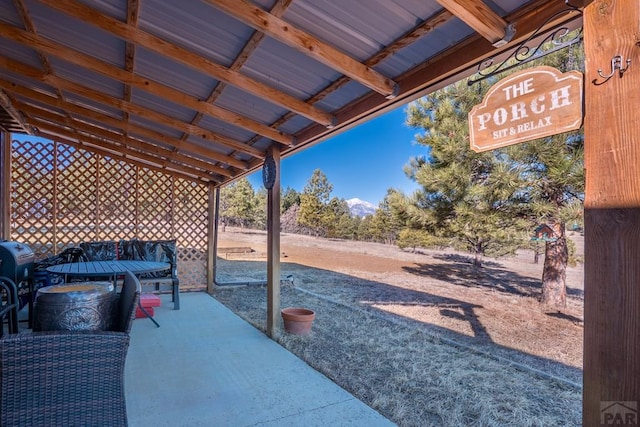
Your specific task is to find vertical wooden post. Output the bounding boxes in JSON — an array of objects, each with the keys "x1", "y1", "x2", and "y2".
[
  {"x1": 0, "y1": 131, "x2": 10, "y2": 240},
  {"x1": 266, "y1": 145, "x2": 281, "y2": 338},
  {"x1": 583, "y1": 1, "x2": 640, "y2": 425},
  {"x1": 206, "y1": 184, "x2": 218, "y2": 294}
]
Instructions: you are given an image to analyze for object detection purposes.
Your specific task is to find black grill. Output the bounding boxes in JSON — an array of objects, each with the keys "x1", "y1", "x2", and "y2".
[{"x1": 0, "y1": 241, "x2": 35, "y2": 284}]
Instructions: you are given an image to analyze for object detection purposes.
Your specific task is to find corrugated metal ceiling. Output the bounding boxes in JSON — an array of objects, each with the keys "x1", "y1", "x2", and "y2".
[{"x1": 0, "y1": 0, "x2": 582, "y2": 185}]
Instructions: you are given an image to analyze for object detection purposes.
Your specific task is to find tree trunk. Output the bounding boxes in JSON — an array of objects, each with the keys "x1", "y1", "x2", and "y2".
[
  {"x1": 473, "y1": 242, "x2": 483, "y2": 268},
  {"x1": 540, "y1": 222, "x2": 568, "y2": 307}
]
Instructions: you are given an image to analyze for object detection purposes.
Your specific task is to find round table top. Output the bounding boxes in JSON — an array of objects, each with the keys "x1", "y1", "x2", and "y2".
[{"x1": 46, "y1": 260, "x2": 169, "y2": 276}]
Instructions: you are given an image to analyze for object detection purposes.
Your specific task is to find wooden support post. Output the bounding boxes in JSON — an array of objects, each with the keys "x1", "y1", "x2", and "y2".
[
  {"x1": 0, "y1": 131, "x2": 10, "y2": 239},
  {"x1": 206, "y1": 184, "x2": 218, "y2": 293},
  {"x1": 583, "y1": 1, "x2": 640, "y2": 425},
  {"x1": 266, "y1": 145, "x2": 281, "y2": 338}
]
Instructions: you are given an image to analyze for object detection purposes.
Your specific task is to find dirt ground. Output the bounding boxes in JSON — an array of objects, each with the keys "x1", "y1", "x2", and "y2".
[{"x1": 215, "y1": 227, "x2": 584, "y2": 372}]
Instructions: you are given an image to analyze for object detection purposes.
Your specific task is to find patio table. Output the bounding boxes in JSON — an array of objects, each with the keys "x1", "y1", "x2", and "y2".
[{"x1": 46, "y1": 260, "x2": 168, "y2": 327}]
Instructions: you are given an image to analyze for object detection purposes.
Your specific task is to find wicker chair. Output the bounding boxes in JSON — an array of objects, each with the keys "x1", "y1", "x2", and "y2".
[{"x1": 0, "y1": 271, "x2": 141, "y2": 426}]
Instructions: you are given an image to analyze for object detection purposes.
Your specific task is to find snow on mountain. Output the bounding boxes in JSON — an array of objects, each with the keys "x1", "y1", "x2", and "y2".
[{"x1": 346, "y1": 198, "x2": 376, "y2": 217}]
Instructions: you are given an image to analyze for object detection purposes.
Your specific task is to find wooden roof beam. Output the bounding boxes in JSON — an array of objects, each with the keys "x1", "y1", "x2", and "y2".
[
  {"x1": 0, "y1": 23, "x2": 293, "y2": 146},
  {"x1": 36, "y1": 129, "x2": 211, "y2": 184},
  {"x1": 122, "y1": 0, "x2": 140, "y2": 137},
  {"x1": 181, "y1": 0, "x2": 296, "y2": 154},
  {"x1": 205, "y1": 0, "x2": 400, "y2": 99},
  {"x1": 19, "y1": 103, "x2": 233, "y2": 178},
  {"x1": 0, "y1": 90, "x2": 33, "y2": 134},
  {"x1": 435, "y1": 0, "x2": 515, "y2": 47},
  {"x1": 42, "y1": 73, "x2": 266, "y2": 159},
  {"x1": 31, "y1": 118, "x2": 224, "y2": 182},
  {"x1": 251, "y1": 8, "x2": 455, "y2": 149},
  {"x1": 0, "y1": 78, "x2": 248, "y2": 170},
  {"x1": 38, "y1": 0, "x2": 337, "y2": 127},
  {"x1": 292, "y1": 0, "x2": 577, "y2": 149},
  {"x1": 0, "y1": 56, "x2": 264, "y2": 159}
]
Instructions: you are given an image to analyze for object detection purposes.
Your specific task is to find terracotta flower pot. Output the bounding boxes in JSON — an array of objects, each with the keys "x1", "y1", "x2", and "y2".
[{"x1": 281, "y1": 307, "x2": 315, "y2": 335}]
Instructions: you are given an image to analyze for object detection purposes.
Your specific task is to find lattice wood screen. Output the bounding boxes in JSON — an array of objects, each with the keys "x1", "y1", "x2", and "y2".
[{"x1": 10, "y1": 138, "x2": 209, "y2": 290}]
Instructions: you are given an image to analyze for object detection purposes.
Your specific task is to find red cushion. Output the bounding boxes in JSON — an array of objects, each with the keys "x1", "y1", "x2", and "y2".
[
  {"x1": 139, "y1": 294, "x2": 161, "y2": 307},
  {"x1": 135, "y1": 306, "x2": 154, "y2": 318}
]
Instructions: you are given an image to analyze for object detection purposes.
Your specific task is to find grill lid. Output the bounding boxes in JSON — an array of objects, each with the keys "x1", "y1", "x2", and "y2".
[{"x1": 0, "y1": 241, "x2": 35, "y2": 282}]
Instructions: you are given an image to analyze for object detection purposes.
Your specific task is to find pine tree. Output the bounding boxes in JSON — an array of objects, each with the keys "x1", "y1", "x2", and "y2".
[
  {"x1": 220, "y1": 178, "x2": 258, "y2": 228},
  {"x1": 369, "y1": 189, "x2": 403, "y2": 244},
  {"x1": 298, "y1": 169, "x2": 333, "y2": 236},
  {"x1": 403, "y1": 80, "x2": 530, "y2": 267},
  {"x1": 281, "y1": 186, "x2": 300, "y2": 213},
  {"x1": 400, "y1": 43, "x2": 584, "y2": 307}
]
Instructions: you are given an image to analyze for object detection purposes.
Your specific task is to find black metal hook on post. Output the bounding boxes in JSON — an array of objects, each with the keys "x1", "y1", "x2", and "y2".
[{"x1": 592, "y1": 55, "x2": 631, "y2": 85}]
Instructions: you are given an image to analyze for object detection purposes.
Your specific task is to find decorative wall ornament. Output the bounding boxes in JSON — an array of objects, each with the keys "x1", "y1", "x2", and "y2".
[
  {"x1": 468, "y1": 1, "x2": 583, "y2": 86},
  {"x1": 262, "y1": 153, "x2": 276, "y2": 190}
]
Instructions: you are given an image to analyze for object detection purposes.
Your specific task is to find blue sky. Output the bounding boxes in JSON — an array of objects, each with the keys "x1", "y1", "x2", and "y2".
[{"x1": 248, "y1": 106, "x2": 427, "y2": 206}]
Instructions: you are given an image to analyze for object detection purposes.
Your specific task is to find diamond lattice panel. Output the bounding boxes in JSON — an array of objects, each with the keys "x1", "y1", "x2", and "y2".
[
  {"x1": 174, "y1": 178, "x2": 208, "y2": 288},
  {"x1": 10, "y1": 139, "x2": 209, "y2": 291},
  {"x1": 98, "y1": 158, "x2": 137, "y2": 241},
  {"x1": 137, "y1": 169, "x2": 173, "y2": 241},
  {"x1": 56, "y1": 144, "x2": 98, "y2": 247},
  {"x1": 10, "y1": 139, "x2": 56, "y2": 257}
]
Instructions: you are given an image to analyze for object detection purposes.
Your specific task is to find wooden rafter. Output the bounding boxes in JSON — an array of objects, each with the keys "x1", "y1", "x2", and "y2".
[
  {"x1": 0, "y1": 56, "x2": 264, "y2": 158},
  {"x1": 36, "y1": 129, "x2": 210, "y2": 184},
  {"x1": 122, "y1": 0, "x2": 140, "y2": 138},
  {"x1": 44, "y1": 74, "x2": 265, "y2": 159},
  {"x1": 19, "y1": 104, "x2": 233, "y2": 178},
  {"x1": 38, "y1": 0, "x2": 337, "y2": 127},
  {"x1": 248, "y1": 8, "x2": 455, "y2": 150},
  {"x1": 291, "y1": 0, "x2": 578, "y2": 151},
  {"x1": 205, "y1": 0, "x2": 399, "y2": 98},
  {"x1": 435, "y1": 0, "x2": 512, "y2": 45},
  {"x1": 180, "y1": 0, "x2": 295, "y2": 154},
  {"x1": 12, "y1": 0, "x2": 78, "y2": 134},
  {"x1": 33, "y1": 119, "x2": 224, "y2": 182},
  {"x1": 0, "y1": 78, "x2": 248, "y2": 170},
  {"x1": 0, "y1": 22, "x2": 294, "y2": 146}
]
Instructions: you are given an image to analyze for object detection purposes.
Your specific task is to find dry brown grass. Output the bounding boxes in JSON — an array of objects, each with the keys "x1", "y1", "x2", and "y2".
[
  {"x1": 214, "y1": 284, "x2": 581, "y2": 426},
  {"x1": 213, "y1": 228, "x2": 583, "y2": 426}
]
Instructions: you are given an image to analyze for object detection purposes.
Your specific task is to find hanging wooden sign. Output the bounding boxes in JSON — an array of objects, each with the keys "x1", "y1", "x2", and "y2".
[{"x1": 468, "y1": 66, "x2": 583, "y2": 152}]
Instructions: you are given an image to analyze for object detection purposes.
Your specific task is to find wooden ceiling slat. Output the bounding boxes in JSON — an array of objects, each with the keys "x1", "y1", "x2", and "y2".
[
  {"x1": 31, "y1": 118, "x2": 225, "y2": 182},
  {"x1": 291, "y1": 0, "x2": 580, "y2": 152},
  {"x1": 36, "y1": 129, "x2": 210, "y2": 183},
  {"x1": 43, "y1": 73, "x2": 266, "y2": 158},
  {"x1": 21, "y1": 104, "x2": 234, "y2": 178},
  {"x1": 0, "y1": 22, "x2": 294, "y2": 146},
  {"x1": 39, "y1": 0, "x2": 337, "y2": 128},
  {"x1": 180, "y1": 0, "x2": 296, "y2": 151},
  {"x1": 205, "y1": 0, "x2": 399, "y2": 98},
  {"x1": 435, "y1": 0, "x2": 510, "y2": 44},
  {"x1": 0, "y1": 77, "x2": 248, "y2": 169},
  {"x1": 122, "y1": 0, "x2": 140, "y2": 137}
]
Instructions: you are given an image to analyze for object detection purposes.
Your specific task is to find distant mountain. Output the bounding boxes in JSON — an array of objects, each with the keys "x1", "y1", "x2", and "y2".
[{"x1": 346, "y1": 198, "x2": 376, "y2": 217}]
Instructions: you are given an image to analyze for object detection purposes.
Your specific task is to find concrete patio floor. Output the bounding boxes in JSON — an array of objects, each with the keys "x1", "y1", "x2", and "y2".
[{"x1": 125, "y1": 292, "x2": 395, "y2": 427}]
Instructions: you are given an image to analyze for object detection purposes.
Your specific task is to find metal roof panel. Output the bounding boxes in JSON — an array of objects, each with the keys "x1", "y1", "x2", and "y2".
[
  {"x1": 26, "y1": 1, "x2": 125, "y2": 68},
  {"x1": 242, "y1": 37, "x2": 340, "y2": 99},
  {"x1": 215, "y1": 85, "x2": 290, "y2": 125},
  {"x1": 134, "y1": 47, "x2": 219, "y2": 100},
  {"x1": 130, "y1": 88, "x2": 196, "y2": 123},
  {"x1": 138, "y1": 0, "x2": 254, "y2": 67},
  {"x1": 50, "y1": 58, "x2": 124, "y2": 99}
]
